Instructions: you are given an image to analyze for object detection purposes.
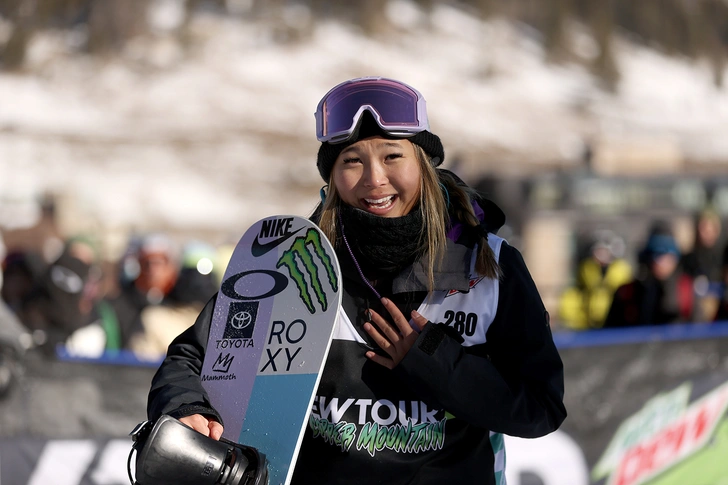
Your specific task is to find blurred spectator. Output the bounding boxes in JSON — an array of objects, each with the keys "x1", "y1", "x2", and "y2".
[
  {"x1": 681, "y1": 208, "x2": 724, "y2": 321},
  {"x1": 105, "y1": 234, "x2": 218, "y2": 360},
  {"x1": 3, "y1": 226, "x2": 223, "y2": 360},
  {"x1": 103, "y1": 233, "x2": 182, "y2": 353},
  {"x1": 168, "y1": 240, "x2": 219, "y2": 306},
  {"x1": 1, "y1": 250, "x2": 46, "y2": 317},
  {"x1": 1, "y1": 237, "x2": 105, "y2": 355},
  {"x1": 713, "y1": 244, "x2": 728, "y2": 322},
  {"x1": 0, "y1": 235, "x2": 33, "y2": 397},
  {"x1": 559, "y1": 229, "x2": 633, "y2": 329},
  {"x1": 0, "y1": 299, "x2": 30, "y2": 397},
  {"x1": 604, "y1": 223, "x2": 695, "y2": 327}
]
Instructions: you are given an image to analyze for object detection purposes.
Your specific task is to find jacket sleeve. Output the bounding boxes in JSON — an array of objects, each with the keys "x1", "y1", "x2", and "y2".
[
  {"x1": 603, "y1": 282, "x2": 632, "y2": 328},
  {"x1": 146, "y1": 294, "x2": 223, "y2": 424},
  {"x1": 394, "y1": 243, "x2": 567, "y2": 438}
]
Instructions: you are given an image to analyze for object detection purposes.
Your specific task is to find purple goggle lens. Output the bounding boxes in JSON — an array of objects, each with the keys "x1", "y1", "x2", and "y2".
[{"x1": 315, "y1": 77, "x2": 430, "y2": 143}]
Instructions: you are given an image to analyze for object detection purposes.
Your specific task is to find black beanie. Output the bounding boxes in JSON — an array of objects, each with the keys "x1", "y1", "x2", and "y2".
[{"x1": 316, "y1": 112, "x2": 444, "y2": 182}]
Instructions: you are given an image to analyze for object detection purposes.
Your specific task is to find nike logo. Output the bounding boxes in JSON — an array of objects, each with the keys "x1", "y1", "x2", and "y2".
[{"x1": 251, "y1": 227, "x2": 304, "y2": 256}]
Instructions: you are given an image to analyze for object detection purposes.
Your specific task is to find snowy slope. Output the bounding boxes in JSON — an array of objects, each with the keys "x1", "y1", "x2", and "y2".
[{"x1": 1, "y1": 1, "x2": 727, "y2": 246}]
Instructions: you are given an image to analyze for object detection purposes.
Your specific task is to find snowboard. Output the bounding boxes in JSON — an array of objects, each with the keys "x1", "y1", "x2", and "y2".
[{"x1": 200, "y1": 215, "x2": 341, "y2": 485}]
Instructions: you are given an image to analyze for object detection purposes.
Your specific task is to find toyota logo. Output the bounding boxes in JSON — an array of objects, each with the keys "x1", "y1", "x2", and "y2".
[{"x1": 231, "y1": 311, "x2": 253, "y2": 329}]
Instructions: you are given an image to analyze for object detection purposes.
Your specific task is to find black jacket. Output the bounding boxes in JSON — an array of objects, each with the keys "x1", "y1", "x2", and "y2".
[
  {"x1": 147, "y1": 206, "x2": 566, "y2": 485},
  {"x1": 604, "y1": 270, "x2": 695, "y2": 327}
]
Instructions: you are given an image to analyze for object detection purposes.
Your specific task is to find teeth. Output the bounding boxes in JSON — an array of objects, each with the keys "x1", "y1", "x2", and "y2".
[{"x1": 365, "y1": 196, "x2": 394, "y2": 205}]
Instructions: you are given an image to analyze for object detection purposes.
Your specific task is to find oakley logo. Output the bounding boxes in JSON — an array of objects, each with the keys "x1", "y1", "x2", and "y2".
[
  {"x1": 251, "y1": 217, "x2": 303, "y2": 257},
  {"x1": 212, "y1": 353, "x2": 234, "y2": 373},
  {"x1": 277, "y1": 228, "x2": 338, "y2": 314},
  {"x1": 221, "y1": 269, "x2": 289, "y2": 301}
]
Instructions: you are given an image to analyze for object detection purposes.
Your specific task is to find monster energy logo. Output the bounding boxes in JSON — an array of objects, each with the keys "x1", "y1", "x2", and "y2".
[
  {"x1": 221, "y1": 225, "x2": 338, "y2": 315},
  {"x1": 276, "y1": 228, "x2": 338, "y2": 314}
]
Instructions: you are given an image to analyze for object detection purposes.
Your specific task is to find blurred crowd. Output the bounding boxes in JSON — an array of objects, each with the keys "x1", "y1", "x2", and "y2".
[
  {"x1": 2, "y1": 201, "x2": 728, "y2": 389},
  {"x1": 0, "y1": 220, "x2": 228, "y2": 370},
  {"x1": 559, "y1": 208, "x2": 728, "y2": 330}
]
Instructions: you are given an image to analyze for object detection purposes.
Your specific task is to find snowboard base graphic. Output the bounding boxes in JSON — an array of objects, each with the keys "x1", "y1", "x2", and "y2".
[{"x1": 200, "y1": 215, "x2": 341, "y2": 485}]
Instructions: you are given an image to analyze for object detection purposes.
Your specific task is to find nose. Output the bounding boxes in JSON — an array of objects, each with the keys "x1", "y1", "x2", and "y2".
[{"x1": 362, "y1": 160, "x2": 387, "y2": 187}]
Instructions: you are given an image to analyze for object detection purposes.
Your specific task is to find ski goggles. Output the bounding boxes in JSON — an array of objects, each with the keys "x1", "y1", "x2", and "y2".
[{"x1": 315, "y1": 77, "x2": 430, "y2": 143}]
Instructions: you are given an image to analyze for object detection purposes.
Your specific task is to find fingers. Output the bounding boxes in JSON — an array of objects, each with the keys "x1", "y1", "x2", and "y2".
[
  {"x1": 364, "y1": 298, "x2": 425, "y2": 348},
  {"x1": 410, "y1": 310, "x2": 429, "y2": 331},
  {"x1": 367, "y1": 299, "x2": 427, "y2": 336},
  {"x1": 363, "y1": 298, "x2": 425, "y2": 369},
  {"x1": 363, "y1": 321, "x2": 392, "y2": 351},
  {"x1": 209, "y1": 420, "x2": 224, "y2": 441},
  {"x1": 365, "y1": 350, "x2": 395, "y2": 370},
  {"x1": 379, "y1": 297, "x2": 413, "y2": 335},
  {"x1": 179, "y1": 414, "x2": 224, "y2": 441},
  {"x1": 179, "y1": 414, "x2": 209, "y2": 436},
  {"x1": 368, "y1": 308, "x2": 401, "y2": 342}
]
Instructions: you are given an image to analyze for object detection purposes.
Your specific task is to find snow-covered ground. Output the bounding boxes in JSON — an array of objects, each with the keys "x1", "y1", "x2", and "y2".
[{"x1": 1, "y1": 1, "x2": 727, "y2": 256}]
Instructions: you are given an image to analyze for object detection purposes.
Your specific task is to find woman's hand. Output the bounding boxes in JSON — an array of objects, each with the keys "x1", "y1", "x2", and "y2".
[
  {"x1": 179, "y1": 414, "x2": 224, "y2": 440},
  {"x1": 363, "y1": 297, "x2": 429, "y2": 369}
]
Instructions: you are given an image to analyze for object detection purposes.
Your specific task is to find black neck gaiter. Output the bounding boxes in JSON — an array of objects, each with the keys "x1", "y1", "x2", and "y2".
[{"x1": 339, "y1": 205, "x2": 425, "y2": 280}]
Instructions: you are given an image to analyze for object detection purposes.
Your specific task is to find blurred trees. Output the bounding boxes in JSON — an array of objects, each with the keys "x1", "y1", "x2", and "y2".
[
  {"x1": 463, "y1": 0, "x2": 728, "y2": 89},
  {"x1": 0, "y1": 0, "x2": 147, "y2": 69},
  {"x1": 0, "y1": 0, "x2": 726, "y2": 87}
]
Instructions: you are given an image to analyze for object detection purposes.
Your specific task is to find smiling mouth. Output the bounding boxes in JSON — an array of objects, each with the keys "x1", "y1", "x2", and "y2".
[{"x1": 364, "y1": 195, "x2": 395, "y2": 210}]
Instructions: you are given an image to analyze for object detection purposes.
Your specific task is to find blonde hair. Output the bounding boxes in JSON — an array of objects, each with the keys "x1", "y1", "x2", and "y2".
[{"x1": 318, "y1": 144, "x2": 500, "y2": 292}]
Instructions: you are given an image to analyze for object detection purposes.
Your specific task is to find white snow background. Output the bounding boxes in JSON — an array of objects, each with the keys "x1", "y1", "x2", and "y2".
[{"x1": 1, "y1": 0, "x2": 727, "y2": 258}]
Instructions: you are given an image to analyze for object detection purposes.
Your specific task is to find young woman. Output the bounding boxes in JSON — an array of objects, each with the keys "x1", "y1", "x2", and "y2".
[{"x1": 147, "y1": 77, "x2": 566, "y2": 484}]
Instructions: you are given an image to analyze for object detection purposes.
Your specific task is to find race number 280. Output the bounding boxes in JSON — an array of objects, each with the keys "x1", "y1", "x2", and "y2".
[{"x1": 443, "y1": 310, "x2": 478, "y2": 337}]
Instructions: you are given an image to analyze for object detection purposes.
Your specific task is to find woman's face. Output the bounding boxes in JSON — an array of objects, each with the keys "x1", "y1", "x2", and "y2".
[
  {"x1": 697, "y1": 217, "x2": 720, "y2": 247},
  {"x1": 650, "y1": 253, "x2": 678, "y2": 281},
  {"x1": 332, "y1": 136, "x2": 421, "y2": 218}
]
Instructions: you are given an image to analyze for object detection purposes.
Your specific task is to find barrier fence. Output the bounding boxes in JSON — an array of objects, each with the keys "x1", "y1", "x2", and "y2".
[{"x1": 1, "y1": 322, "x2": 728, "y2": 485}]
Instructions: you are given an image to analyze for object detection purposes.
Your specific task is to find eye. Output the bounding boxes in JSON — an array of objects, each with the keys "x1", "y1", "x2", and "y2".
[
  {"x1": 342, "y1": 157, "x2": 361, "y2": 164},
  {"x1": 385, "y1": 152, "x2": 404, "y2": 161}
]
